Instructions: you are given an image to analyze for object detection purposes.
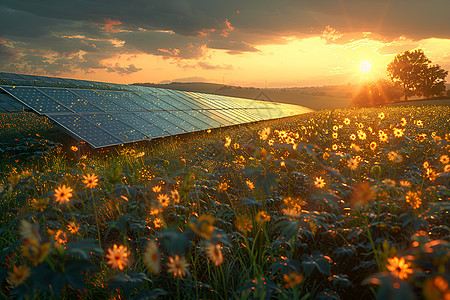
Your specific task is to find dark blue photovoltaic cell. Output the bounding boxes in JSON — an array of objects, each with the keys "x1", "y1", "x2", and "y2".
[
  {"x1": 212, "y1": 110, "x2": 245, "y2": 125},
  {"x1": 112, "y1": 112, "x2": 169, "y2": 138},
  {"x1": 38, "y1": 88, "x2": 103, "y2": 113},
  {"x1": 96, "y1": 90, "x2": 146, "y2": 111},
  {"x1": 0, "y1": 92, "x2": 25, "y2": 112},
  {"x1": 170, "y1": 110, "x2": 210, "y2": 130},
  {"x1": 170, "y1": 92, "x2": 203, "y2": 109},
  {"x1": 153, "y1": 111, "x2": 200, "y2": 132},
  {"x1": 121, "y1": 92, "x2": 163, "y2": 111},
  {"x1": 1, "y1": 86, "x2": 72, "y2": 114},
  {"x1": 185, "y1": 110, "x2": 224, "y2": 128},
  {"x1": 70, "y1": 89, "x2": 124, "y2": 112},
  {"x1": 82, "y1": 113, "x2": 147, "y2": 142},
  {"x1": 157, "y1": 95, "x2": 191, "y2": 110},
  {"x1": 47, "y1": 114, "x2": 123, "y2": 148},
  {"x1": 134, "y1": 92, "x2": 178, "y2": 111},
  {"x1": 135, "y1": 112, "x2": 185, "y2": 135},
  {"x1": 201, "y1": 110, "x2": 235, "y2": 126}
]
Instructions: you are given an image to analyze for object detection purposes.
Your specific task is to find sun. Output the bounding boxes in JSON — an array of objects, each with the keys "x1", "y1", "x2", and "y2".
[{"x1": 360, "y1": 61, "x2": 372, "y2": 73}]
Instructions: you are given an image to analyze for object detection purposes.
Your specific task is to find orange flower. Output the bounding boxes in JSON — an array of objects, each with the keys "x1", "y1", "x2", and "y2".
[
  {"x1": 143, "y1": 240, "x2": 160, "y2": 275},
  {"x1": 283, "y1": 271, "x2": 304, "y2": 288},
  {"x1": 106, "y1": 244, "x2": 130, "y2": 271},
  {"x1": 82, "y1": 174, "x2": 98, "y2": 188},
  {"x1": 314, "y1": 176, "x2": 326, "y2": 188},
  {"x1": 207, "y1": 244, "x2": 224, "y2": 266},
  {"x1": 167, "y1": 255, "x2": 189, "y2": 277},
  {"x1": 54, "y1": 230, "x2": 67, "y2": 244},
  {"x1": 7, "y1": 265, "x2": 30, "y2": 287},
  {"x1": 387, "y1": 257, "x2": 413, "y2": 280},
  {"x1": 54, "y1": 185, "x2": 73, "y2": 205},
  {"x1": 157, "y1": 194, "x2": 170, "y2": 207},
  {"x1": 67, "y1": 222, "x2": 79, "y2": 234},
  {"x1": 189, "y1": 214, "x2": 215, "y2": 240},
  {"x1": 350, "y1": 182, "x2": 375, "y2": 207},
  {"x1": 224, "y1": 137, "x2": 231, "y2": 148}
]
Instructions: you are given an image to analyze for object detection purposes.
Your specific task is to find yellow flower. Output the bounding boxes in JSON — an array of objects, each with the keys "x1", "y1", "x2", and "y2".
[
  {"x1": 357, "y1": 130, "x2": 366, "y2": 140},
  {"x1": 255, "y1": 211, "x2": 271, "y2": 224},
  {"x1": 399, "y1": 180, "x2": 411, "y2": 187},
  {"x1": 189, "y1": 214, "x2": 215, "y2": 240},
  {"x1": 444, "y1": 165, "x2": 450, "y2": 173},
  {"x1": 153, "y1": 218, "x2": 164, "y2": 229},
  {"x1": 143, "y1": 240, "x2": 160, "y2": 275},
  {"x1": 31, "y1": 198, "x2": 49, "y2": 211},
  {"x1": 343, "y1": 118, "x2": 350, "y2": 125},
  {"x1": 152, "y1": 185, "x2": 162, "y2": 193},
  {"x1": 378, "y1": 112, "x2": 385, "y2": 120},
  {"x1": 314, "y1": 176, "x2": 326, "y2": 188},
  {"x1": 207, "y1": 244, "x2": 223, "y2": 266},
  {"x1": 370, "y1": 142, "x2": 377, "y2": 151},
  {"x1": 54, "y1": 230, "x2": 67, "y2": 245},
  {"x1": 348, "y1": 157, "x2": 359, "y2": 170},
  {"x1": 67, "y1": 222, "x2": 79, "y2": 234},
  {"x1": 406, "y1": 191, "x2": 422, "y2": 209},
  {"x1": 378, "y1": 130, "x2": 388, "y2": 142},
  {"x1": 82, "y1": 173, "x2": 99, "y2": 189},
  {"x1": 350, "y1": 182, "x2": 375, "y2": 208},
  {"x1": 400, "y1": 118, "x2": 407, "y2": 126},
  {"x1": 246, "y1": 180, "x2": 255, "y2": 190},
  {"x1": 218, "y1": 182, "x2": 228, "y2": 191},
  {"x1": 283, "y1": 271, "x2": 304, "y2": 288},
  {"x1": 106, "y1": 244, "x2": 130, "y2": 271},
  {"x1": 259, "y1": 127, "x2": 271, "y2": 141},
  {"x1": 440, "y1": 155, "x2": 449, "y2": 164},
  {"x1": 224, "y1": 137, "x2": 231, "y2": 148},
  {"x1": 167, "y1": 255, "x2": 189, "y2": 277},
  {"x1": 236, "y1": 215, "x2": 253, "y2": 234},
  {"x1": 71, "y1": 146, "x2": 79, "y2": 152},
  {"x1": 157, "y1": 194, "x2": 170, "y2": 207},
  {"x1": 332, "y1": 132, "x2": 338, "y2": 139},
  {"x1": 19, "y1": 219, "x2": 42, "y2": 242},
  {"x1": 393, "y1": 128, "x2": 404, "y2": 138},
  {"x1": 350, "y1": 133, "x2": 356, "y2": 141},
  {"x1": 170, "y1": 189, "x2": 180, "y2": 204},
  {"x1": 54, "y1": 185, "x2": 73, "y2": 205},
  {"x1": 7, "y1": 265, "x2": 30, "y2": 287},
  {"x1": 22, "y1": 239, "x2": 51, "y2": 266},
  {"x1": 386, "y1": 257, "x2": 413, "y2": 280}
]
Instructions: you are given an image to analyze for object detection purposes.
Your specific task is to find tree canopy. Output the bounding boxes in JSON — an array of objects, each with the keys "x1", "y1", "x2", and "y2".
[{"x1": 387, "y1": 49, "x2": 448, "y2": 100}]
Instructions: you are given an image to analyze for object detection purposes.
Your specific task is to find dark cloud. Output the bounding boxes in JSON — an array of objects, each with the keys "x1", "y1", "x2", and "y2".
[
  {"x1": 0, "y1": 0, "x2": 448, "y2": 75},
  {"x1": 106, "y1": 63, "x2": 142, "y2": 75}
]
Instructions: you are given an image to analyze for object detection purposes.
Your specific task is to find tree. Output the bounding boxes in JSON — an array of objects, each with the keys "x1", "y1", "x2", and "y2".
[
  {"x1": 351, "y1": 79, "x2": 402, "y2": 108},
  {"x1": 387, "y1": 49, "x2": 448, "y2": 100}
]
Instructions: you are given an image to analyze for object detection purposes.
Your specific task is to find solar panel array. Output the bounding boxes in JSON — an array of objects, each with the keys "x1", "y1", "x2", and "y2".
[{"x1": 0, "y1": 72, "x2": 313, "y2": 148}]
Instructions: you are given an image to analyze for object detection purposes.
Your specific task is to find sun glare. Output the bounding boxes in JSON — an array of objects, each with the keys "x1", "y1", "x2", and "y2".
[{"x1": 360, "y1": 61, "x2": 372, "y2": 73}]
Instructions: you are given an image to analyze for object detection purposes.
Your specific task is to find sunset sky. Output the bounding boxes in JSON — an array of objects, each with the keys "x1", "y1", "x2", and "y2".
[{"x1": 1, "y1": 0, "x2": 449, "y2": 87}]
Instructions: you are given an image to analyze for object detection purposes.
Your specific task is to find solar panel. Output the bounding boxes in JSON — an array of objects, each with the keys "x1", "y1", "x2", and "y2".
[
  {"x1": 47, "y1": 114, "x2": 124, "y2": 148},
  {"x1": 38, "y1": 88, "x2": 104, "y2": 113},
  {"x1": 0, "y1": 72, "x2": 314, "y2": 148},
  {"x1": 2, "y1": 86, "x2": 72, "y2": 114}
]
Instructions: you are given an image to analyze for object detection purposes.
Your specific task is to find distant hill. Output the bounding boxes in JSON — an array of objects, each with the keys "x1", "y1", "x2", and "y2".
[{"x1": 133, "y1": 82, "x2": 358, "y2": 111}]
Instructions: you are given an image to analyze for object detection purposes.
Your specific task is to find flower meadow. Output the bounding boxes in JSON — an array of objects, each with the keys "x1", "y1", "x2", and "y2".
[{"x1": 0, "y1": 106, "x2": 449, "y2": 299}]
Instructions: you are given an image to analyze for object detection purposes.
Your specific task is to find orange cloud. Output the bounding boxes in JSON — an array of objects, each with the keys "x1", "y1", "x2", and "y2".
[
  {"x1": 157, "y1": 48, "x2": 181, "y2": 56},
  {"x1": 221, "y1": 19, "x2": 236, "y2": 37},
  {"x1": 198, "y1": 28, "x2": 216, "y2": 37},
  {"x1": 104, "y1": 18, "x2": 122, "y2": 33}
]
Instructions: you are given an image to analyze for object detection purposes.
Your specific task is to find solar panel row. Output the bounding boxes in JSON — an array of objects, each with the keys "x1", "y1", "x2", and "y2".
[{"x1": 0, "y1": 73, "x2": 313, "y2": 148}]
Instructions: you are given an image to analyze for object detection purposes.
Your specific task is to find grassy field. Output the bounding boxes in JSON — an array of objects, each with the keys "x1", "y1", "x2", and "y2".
[{"x1": 0, "y1": 105, "x2": 449, "y2": 299}]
